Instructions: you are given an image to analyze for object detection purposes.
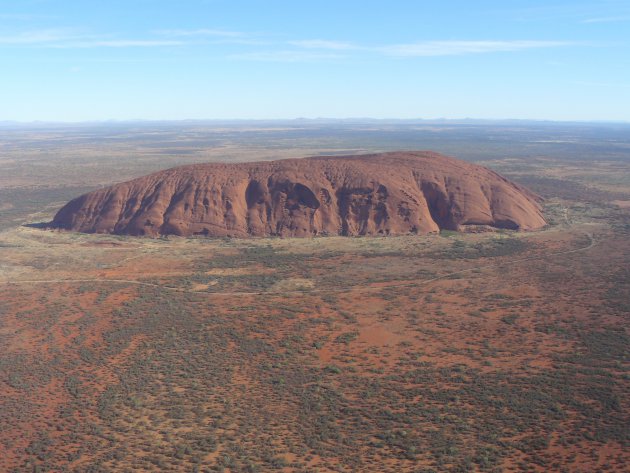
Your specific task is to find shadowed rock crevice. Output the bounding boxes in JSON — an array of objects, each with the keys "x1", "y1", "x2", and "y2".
[
  {"x1": 50, "y1": 151, "x2": 546, "y2": 237},
  {"x1": 420, "y1": 181, "x2": 457, "y2": 231}
]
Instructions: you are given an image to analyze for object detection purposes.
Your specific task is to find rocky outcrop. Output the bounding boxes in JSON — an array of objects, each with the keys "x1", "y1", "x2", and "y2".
[{"x1": 51, "y1": 152, "x2": 546, "y2": 237}]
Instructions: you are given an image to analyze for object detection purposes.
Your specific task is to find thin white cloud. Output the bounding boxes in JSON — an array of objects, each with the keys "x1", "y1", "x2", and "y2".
[
  {"x1": 504, "y1": 4, "x2": 630, "y2": 25},
  {"x1": 229, "y1": 39, "x2": 579, "y2": 62},
  {"x1": 0, "y1": 13, "x2": 42, "y2": 20},
  {"x1": 581, "y1": 15, "x2": 630, "y2": 24},
  {"x1": 156, "y1": 28, "x2": 245, "y2": 38},
  {"x1": 574, "y1": 80, "x2": 630, "y2": 88},
  {"x1": 289, "y1": 39, "x2": 358, "y2": 50},
  {"x1": 381, "y1": 40, "x2": 574, "y2": 57},
  {"x1": 0, "y1": 29, "x2": 72, "y2": 44},
  {"x1": 156, "y1": 28, "x2": 270, "y2": 45},
  {"x1": 0, "y1": 29, "x2": 581, "y2": 58},
  {"x1": 53, "y1": 39, "x2": 184, "y2": 48},
  {"x1": 230, "y1": 50, "x2": 345, "y2": 62},
  {"x1": 0, "y1": 29, "x2": 186, "y2": 48}
]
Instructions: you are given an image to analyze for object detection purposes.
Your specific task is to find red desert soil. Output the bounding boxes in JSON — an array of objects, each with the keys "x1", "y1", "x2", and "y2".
[{"x1": 51, "y1": 151, "x2": 545, "y2": 237}]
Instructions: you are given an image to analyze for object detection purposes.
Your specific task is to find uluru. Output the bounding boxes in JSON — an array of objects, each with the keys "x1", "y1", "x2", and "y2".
[{"x1": 50, "y1": 151, "x2": 546, "y2": 237}]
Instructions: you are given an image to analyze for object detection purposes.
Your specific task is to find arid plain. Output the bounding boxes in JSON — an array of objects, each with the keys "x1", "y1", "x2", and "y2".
[{"x1": 1, "y1": 122, "x2": 629, "y2": 472}]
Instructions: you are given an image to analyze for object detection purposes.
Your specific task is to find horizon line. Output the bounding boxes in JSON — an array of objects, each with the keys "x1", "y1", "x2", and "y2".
[{"x1": 1, "y1": 117, "x2": 629, "y2": 126}]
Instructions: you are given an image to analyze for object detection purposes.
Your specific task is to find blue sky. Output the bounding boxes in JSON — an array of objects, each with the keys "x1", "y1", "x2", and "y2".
[{"x1": 1, "y1": 0, "x2": 629, "y2": 121}]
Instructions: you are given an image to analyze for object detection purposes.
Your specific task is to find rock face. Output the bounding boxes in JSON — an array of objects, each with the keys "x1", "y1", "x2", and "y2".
[{"x1": 51, "y1": 152, "x2": 546, "y2": 237}]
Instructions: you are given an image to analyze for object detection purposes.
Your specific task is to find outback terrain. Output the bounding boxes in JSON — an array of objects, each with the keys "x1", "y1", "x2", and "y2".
[{"x1": 0, "y1": 121, "x2": 629, "y2": 472}]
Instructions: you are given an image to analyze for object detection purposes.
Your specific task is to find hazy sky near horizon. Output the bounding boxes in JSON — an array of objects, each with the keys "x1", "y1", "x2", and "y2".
[{"x1": 1, "y1": 0, "x2": 629, "y2": 122}]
